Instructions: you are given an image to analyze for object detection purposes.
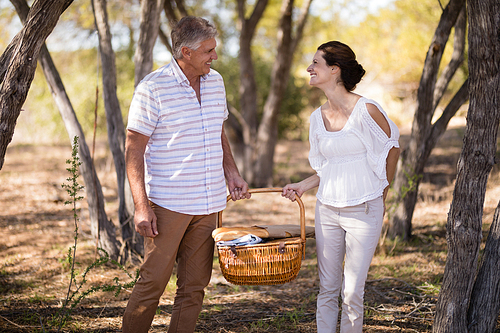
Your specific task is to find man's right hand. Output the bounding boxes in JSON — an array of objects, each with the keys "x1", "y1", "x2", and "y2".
[{"x1": 134, "y1": 205, "x2": 158, "y2": 238}]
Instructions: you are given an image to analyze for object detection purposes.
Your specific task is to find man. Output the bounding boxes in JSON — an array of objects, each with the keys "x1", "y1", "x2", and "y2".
[{"x1": 122, "y1": 16, "x2": 250, "y2": 333}]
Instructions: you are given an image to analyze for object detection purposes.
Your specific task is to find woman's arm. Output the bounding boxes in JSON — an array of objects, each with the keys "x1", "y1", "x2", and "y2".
[
  {"x1": 282, "y1": 174, "x2": 320, "y2": 201},
  {"x1": 384, "y1": 146, "x2": 400, "y2": 201},
  {"x1": 366, "y1": 103, "x2": 400, "y2": 198}
]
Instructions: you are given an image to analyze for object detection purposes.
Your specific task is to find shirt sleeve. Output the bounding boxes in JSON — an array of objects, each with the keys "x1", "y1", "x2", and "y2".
[
  {"x1": 356, "y1": 100, "x2": 400, "y2": 180},
  {"x1": 221, "y1": 78, "x2": 229, "y2": 121},
  {"x1": 308, "y1": 110, "x2": 326, "y2": 177},
  {"x1": 126, "y1": 80, "x2": 160, "y2": 137},
  {"x1": 210, "y1": 69, "x2": 229, "y2": 121}
]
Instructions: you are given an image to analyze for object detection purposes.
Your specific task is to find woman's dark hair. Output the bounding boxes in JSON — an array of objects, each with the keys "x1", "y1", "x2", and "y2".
[{"x1": 317, "y1": 41, "x2": 365, "y2": 91}]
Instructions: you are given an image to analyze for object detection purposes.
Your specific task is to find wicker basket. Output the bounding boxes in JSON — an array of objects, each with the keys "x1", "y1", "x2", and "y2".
[{"x1": 216, "y1": 188, "x2": 306, "y2": 285}]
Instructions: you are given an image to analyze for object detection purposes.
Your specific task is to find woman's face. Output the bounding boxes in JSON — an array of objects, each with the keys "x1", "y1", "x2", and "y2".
[{"x1": 307, "y1": 50, "x2": 334, "y2": 87}]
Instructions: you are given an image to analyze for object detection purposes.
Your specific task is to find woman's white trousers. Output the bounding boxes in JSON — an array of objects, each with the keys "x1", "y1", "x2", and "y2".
[{"x1": 315, "y1": 197, "x2": 384, "y2": 333}]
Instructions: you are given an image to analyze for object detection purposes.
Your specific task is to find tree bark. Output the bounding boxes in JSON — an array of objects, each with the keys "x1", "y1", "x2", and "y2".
[
  {"x1": 467, "y1": 202, "x2": 500, "y2": 332},
  {"x1": 163, "y1": 0, "x2": 187, "y2": 26},
  {"x1": 388, "y1": 0, "x2": 466, "y2": 240},
  {"x1": 134, "y1": 0, "x2": 165, "y2": 86},
  {"x1": 433, "y1": 0, "x2": 500, "y2": 331},
  {"x1": 235, "y1": 0, "x2": 268, "y2": 184},
  {"x1": 0, "y1": 0, "x2": 73, "y2": 169},
  {"x1": 92, "y1": 0, "x2": 143, "y2": 260},
  {"x1": 253, "y1": 0, "x2": 312, "y2": 187},
  {"x1": 9, "y1": 0, "x2": 121, "y2": 260}
]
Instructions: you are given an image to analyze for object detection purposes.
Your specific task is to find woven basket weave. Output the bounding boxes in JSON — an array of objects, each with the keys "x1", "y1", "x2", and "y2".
[{"x1": 216, "y1": 188, "x2": 306, "y2": 285}]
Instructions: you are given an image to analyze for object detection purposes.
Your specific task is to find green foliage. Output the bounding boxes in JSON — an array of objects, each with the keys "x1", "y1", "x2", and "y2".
[
  {"x1": 342, "y1": 0, "x2": 468, "y2": 97},
  {"x1": 62, "y1": 136, "x2": 84, "y2": 217},
  {"x1": 400, "y1": 166, "x2": 423, "y2": 199},
  {"x1": 20, "y1": 48, "x2": 135, "y2": 143},
  {"x1": 346, "y1": 0, "x2": 441, "y2": 83},
  {"x1": 384, "y1": 165, "x2": 423, "y2": 221}
]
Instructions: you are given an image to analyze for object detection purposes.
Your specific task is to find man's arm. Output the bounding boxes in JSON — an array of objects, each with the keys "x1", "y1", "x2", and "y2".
[
  {"x1": 221, "y1": 126, "x2": 251, "y2": 201},
  {"x1": 125, "y1": 129, "x2": 158, "y2": 237}
]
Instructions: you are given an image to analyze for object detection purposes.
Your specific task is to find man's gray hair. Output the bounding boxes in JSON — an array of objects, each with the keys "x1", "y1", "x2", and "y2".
[{"x1": 171, "y1": 16, "x2": 218, "y2": 60}]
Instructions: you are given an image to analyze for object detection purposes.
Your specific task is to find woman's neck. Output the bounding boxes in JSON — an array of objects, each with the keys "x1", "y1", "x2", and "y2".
[{"x1": 322, "y1": 88, "x2": 359, "y2": 115}]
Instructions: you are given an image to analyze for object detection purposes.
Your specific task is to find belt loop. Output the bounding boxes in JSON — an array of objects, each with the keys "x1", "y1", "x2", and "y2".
[{"x1": 365, "y1": 201, "x2": 369, "y2": 214}]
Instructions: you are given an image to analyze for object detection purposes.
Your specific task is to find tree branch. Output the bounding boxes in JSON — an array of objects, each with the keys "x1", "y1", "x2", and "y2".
[
  {"x1": 415, "y1": 0, "x2": 466, "y2": 127},
  {"x1": 228, "y1": 103, "x2": 253, "y2": 148},
  {"x1": 158, "y1": 26, "x2": 173, "y2": 53},
  {"x1": 427, "y1": 78, "x2": 469, "y2": 151},
  {"x1": 433, "y1": 5, "x2": 466, "y2": 109},
  {"x1": 291, "y1": 0, "x2": 313, "y2": 54}
]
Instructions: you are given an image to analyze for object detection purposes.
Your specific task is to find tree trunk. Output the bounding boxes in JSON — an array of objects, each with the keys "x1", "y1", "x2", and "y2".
[
  {"x1": 235, "y1": 0, "x2": 268, "y2": 184},
  {"x1": 468, "y1": 202, "x2": 500, "y2": 332},
  {"x1": 253, "y1": 0, "x2": 312, "y2": 187},
  {"x1": 134, "y1": 0, "x2": 165, "y2": 86},
  {"x1": 92, "y1": 0, "x2": 143, "y2": 260},
  {"x1": 0, "y1": 0, "x2": 73, "y2": 170},
  {"x1": 8, "y1": 0, "x2": 121, "y2": 260},
  {"x1": 433, "y1": 0, "x2": 500, "y2": 331},
  {"x1": 388, "y1": 0, "x2": 466, "y2": 240}
]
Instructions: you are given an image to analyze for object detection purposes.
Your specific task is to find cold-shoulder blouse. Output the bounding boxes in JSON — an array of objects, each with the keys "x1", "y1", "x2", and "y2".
[{"x1": 308, "y1": 97, "x2": 400, "y2": 208}]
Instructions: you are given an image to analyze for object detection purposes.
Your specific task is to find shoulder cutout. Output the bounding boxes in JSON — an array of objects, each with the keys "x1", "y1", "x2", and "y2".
[{"x1": 366, "y1": 103, "x2": 391, "y2": 137}]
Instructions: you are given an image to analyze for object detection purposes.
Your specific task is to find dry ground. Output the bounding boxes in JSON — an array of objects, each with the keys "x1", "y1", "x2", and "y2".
[{"x1": 1, "y1": 117, "x2": 499, "y2": 332}]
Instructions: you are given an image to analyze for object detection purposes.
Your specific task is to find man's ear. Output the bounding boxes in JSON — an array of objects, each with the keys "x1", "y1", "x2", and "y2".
[{"x1": 181, "y1": 46, "x2": 191, "y2": 59}]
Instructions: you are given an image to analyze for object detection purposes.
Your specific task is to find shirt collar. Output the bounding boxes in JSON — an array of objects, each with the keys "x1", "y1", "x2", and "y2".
[{"x1": 171, "y1": 58, "x2": 210, "y2": 87}]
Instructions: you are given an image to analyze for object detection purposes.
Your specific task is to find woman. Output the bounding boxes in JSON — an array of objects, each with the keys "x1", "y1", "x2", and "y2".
[{"x1": 282, "y1": 41, "x2": 400, "y2": 332}]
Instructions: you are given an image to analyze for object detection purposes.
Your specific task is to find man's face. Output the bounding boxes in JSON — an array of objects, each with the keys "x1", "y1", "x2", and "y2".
[{"x1": 188, "y1": 38, "x2": 218, "y2": 76}]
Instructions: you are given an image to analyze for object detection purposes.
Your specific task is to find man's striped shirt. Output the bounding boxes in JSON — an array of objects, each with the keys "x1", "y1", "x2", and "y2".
[{"x1": 127, "y1": 59, "x2": 229, "y2": 215}]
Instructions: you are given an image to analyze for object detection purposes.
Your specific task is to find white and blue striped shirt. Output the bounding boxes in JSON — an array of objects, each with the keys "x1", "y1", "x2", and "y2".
[{"x1": 127, "y1": 59, "x2": 229, "y2": 215}]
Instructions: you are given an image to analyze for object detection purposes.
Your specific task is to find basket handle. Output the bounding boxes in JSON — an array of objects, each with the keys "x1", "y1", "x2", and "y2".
[{"x1": 217, "y1": 187, "x2": 306, "y2": 244}]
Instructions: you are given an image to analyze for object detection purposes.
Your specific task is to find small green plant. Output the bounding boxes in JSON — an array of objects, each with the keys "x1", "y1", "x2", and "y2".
[
  {"x1": 48, "y1": 136, "x2": 139, "y2": 332},
  {"x1": 384, "y1": 165, "x2": 423, "y2": 221}
]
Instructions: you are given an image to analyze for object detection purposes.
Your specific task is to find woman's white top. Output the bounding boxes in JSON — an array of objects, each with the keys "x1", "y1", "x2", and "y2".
[{"x1": 309, "y1": 97, "x2": 400, "y2": 208}]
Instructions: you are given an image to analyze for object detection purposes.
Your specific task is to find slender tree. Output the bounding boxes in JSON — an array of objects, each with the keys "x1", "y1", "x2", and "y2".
[
  {"x1": 434, "y1": 0, "x2": 500, "y2": 331},
  {"x1": 92, "y1": 0, "x2": 143, "y2": 259},
  {"x1": 252, "y1": 0, "x2": 312, "y2": 186},
  {"x1": 134, "y1": 0, "x2": 165, "y2": 86},
  {"x1": 231, "y1": 0, "x2": 269, "y2": 184},
  {"x1": 388, "y1": 0, "x2": 468, "y2": 240}
]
